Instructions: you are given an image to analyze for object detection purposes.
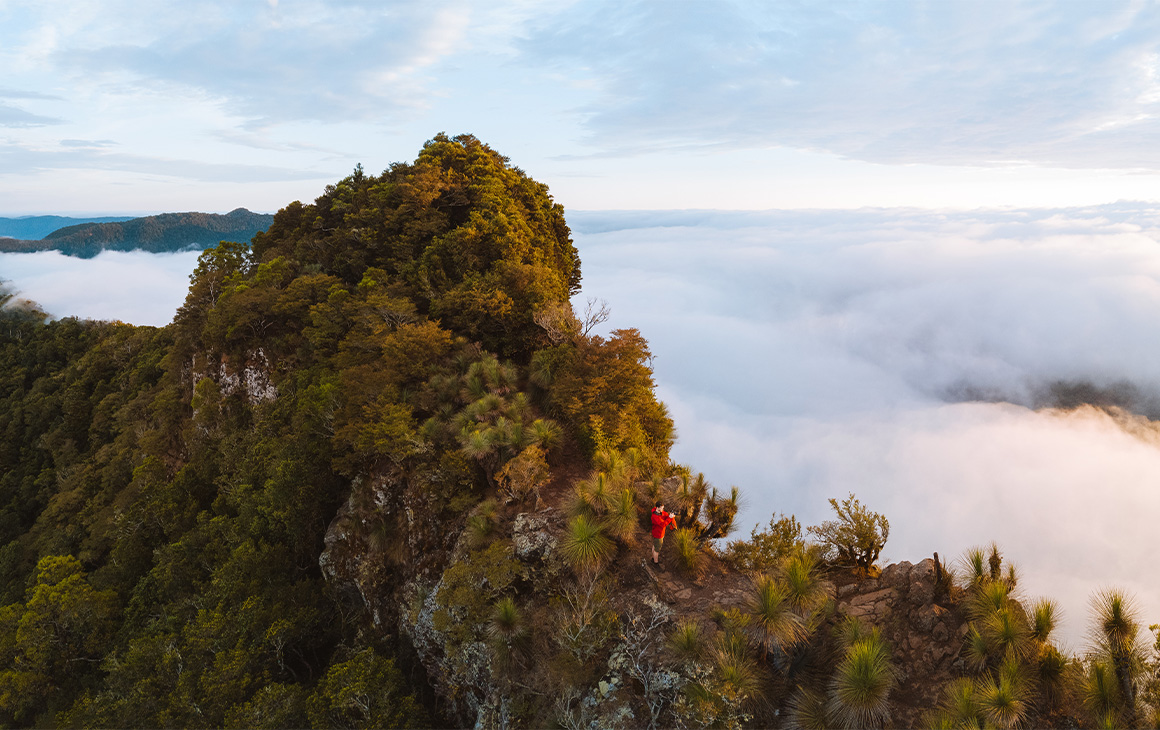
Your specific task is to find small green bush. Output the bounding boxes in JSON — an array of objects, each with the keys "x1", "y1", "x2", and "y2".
[{"x1": 807, "y1": 493, "x2": 889, "y2": 571}]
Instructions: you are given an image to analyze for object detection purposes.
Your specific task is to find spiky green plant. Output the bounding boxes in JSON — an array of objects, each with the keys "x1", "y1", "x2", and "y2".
[
  {"x1": 1030, "y1": 599, "x2": 1058, "y2": 644},
  {"x1": 673, "y1": 527, "x2": 701, "y2": 576},
  {"x1": 603, "y1": 488, "x2": 639, "y2": 546},
  {"x1": 713, "y1": 631, "x2": 759, "y2": 699},
  {"x1": 835, "y1": 616, "x2": 872, "y2": 652},
  {"x1": 1089, "y1": 589, "x2": 1144, "y2": 720},
  {"x1": 503, "y1": 419, "x2": 528, "y2": 451},
  {"x1": 465, "y1": 499, "x2": 498, "y2": 547},
  {"x1": 559, "y1": 514, "x2": 615, "y2": 573},
  {"x1": 594, "y1": 449, "x2": 624, "y2": 482},
  {"x1": 786, "y1": 687, "x2": 830, "y2": 730},
  {"x1": 1037, "y1": 644, "x2": 1068, "y2": 706},
  {"x1": 969, "y1": 579, "x2": 1012, "y2": 622},
  {"x1": 528, "y1": 418, "x2": 561, "y2": 449},
  {"x1": 826, "y1": 633, "x2": 896, "y2": 729},
  {"x1": 964, "y1": 625, "x2": 992, "y2": 674},
  {"x1": 985, "y1": 607, "x2": 1031, "y2": 663},
  {"x1": 1004, "y1": 562, "x2": 1019, "y2": 589},
  {"x1": 579, "y1": 472, "x2": 615, "y2": 514},
  {"x1": 702, "y1": 485, "x2": 740, "y2": 539},
  {"x1": 977, "y1": 658, "x2": 1029, "y2": 729},
  {"x1": 963, "y1": 546, "x2": 988, "y2": 586},
  {"x1": 748, "y1": 574, "x2": 807, "y2": 659},
  {"x1": 668, "y1": 619, "x2": 702, "y2": 662},
  {"x1": 509, "y1": 391, "x2": 531, "y2": 420},
  {"x1": 988, "y1": 542, "x2": 1004, "y2": 581},
  {"x1": 645, "y1": 475, "x2": 664, "y2": 504},
  {"x1": 935, "y1": 677, "x2": 983, "y2": 728},
  {"x1": 489, "y1": 596, "x2": 522, "y2": 642},
  {"x1": 783, "y1": 549, "x2": 828, "y2": 618},
  {"x1": 622, "y1": 447, "x2": 643, "y2": 480},
  {"x1": 1084, "y1": 660, "x2": 1120, "y2": 721}
]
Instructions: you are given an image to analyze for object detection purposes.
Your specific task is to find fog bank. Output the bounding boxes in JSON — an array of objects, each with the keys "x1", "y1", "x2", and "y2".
[
  {"x1": 574, "y1": 204, "x2": 1160, "y2": 647},
  {"x1": 0, "y1": 250, "x2": 201, "y2": 326}
]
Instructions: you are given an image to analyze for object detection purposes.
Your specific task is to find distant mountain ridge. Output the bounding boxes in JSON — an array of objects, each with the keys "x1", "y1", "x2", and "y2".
[
  {"x1": 0, "y1": 215, "x2": 134, "y2": 241},
  {"x1": 0, "y1": 208, "x2": 274, "y2": 257}
]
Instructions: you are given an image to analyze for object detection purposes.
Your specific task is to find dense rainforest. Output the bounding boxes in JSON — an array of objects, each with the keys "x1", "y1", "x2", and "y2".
[{"x1": 1, "y1": 134, "x2": 1158, "y2": 729}]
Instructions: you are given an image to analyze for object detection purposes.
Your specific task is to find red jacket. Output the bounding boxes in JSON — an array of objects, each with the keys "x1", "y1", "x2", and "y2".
[{"x1": 651, "y1": 509, "x2": 677, "y2": 539}]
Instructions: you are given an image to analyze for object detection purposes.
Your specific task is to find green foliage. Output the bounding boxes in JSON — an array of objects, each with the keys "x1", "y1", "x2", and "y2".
[
  {"x1": 252, "y1": 133, "x2": 580, "y2": 359},
  {"x1": 826, "y1": 630, "x2": 897, "y2": 729},
  {"x1": 433, "y1": 542, "x2": 520, "y2": 651},
  {"x1": 669, "y1": 620, "x2": 703, "y2": 663},
  {"x1": 1086, "y1": 589, "x2": 1147, "y2": 725},
  {"x1": 0, "y1": 556, "x2": 117, "y2": 725},
  {"x1": 559, "y1": 514, "x2": 616, "y2": 574},
  {"x1": 0, "y1": 137, "x2": 607, "y2": 728},
  {"x1": 305, "y1": 647, "x2": 427, "y2": 729},
  {"x1": 603, "y1": 487, "x2": 640, "y2": 546},
  {"x1": 807, "y1": 493, "x2": 889, "y2": 571},
  {"x1": 747, "y1": 573, "x2": 807, "y2": 659},
  {"x1": 725, "y1": 513, "x2": 804, "y2": 573},
  {"x1": 673, "y1": 527, "x2": 702, "y2": 576},
  {"x1": 543, "y1": 328, "x2": 674, "y2": 464}
]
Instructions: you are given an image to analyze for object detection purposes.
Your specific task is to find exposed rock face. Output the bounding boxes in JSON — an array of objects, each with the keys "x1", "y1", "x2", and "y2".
[
  {"x1": 835, "y1": 558, "x2": 966, "y2": 724},
  {"x1": 190, "y1": 349, "x2": 278, "y2": 406}
]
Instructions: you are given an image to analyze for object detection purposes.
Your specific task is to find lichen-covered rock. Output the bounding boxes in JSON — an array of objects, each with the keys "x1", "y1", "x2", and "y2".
[{"x1": 512, "y1": 512, "x2": 555, "y2": 561}]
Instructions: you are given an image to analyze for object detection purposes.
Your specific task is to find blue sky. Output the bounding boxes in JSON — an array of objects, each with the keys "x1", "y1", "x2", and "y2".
[{"x1": 6, "y1": 0, "x2": 1160, "y2": 213}]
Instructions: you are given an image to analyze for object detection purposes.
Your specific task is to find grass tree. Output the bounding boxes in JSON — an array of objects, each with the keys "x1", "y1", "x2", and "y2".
[
  {"x1": 826, "y1": 629, "x2": 897, "y2": 729},
  {"x1": 488, "y1": 596, "x2": 527, "y2": 673},
  {"x1": 603, "y1": 487, "x2": 639, "y2": 546},
  {"x1": 747, "y1": 574, "x2": 807, "y2": 663},
  {"x1": 559, "y1": 513, "x2": 616, "y2": 575},
  {"x1": 673, "y1": 527, "x2": 702, "y2": 576},
  {"x1": 1087, "y1": 589, "x2": 1146, "y2": 725},
  {"x1": 976, "y1": 657, "x2": 1030, "y2": 729},
  {"x1": 668, "y1": 620, "x2": 703, "y2": 664}
]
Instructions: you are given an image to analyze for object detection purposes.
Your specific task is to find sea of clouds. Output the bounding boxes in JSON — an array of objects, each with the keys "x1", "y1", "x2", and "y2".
[
  {"x1": 571, "y1": 204, "x2": 1160, "y2": 649},
  {"x1": 4, "y1": 205, "x2": 1160, "y2": 647}
]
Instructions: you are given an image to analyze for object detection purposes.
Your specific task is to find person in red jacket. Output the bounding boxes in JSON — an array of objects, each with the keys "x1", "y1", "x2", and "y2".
[{"x1": 650, "y1": 501, "x2": 677, "y2": 570}]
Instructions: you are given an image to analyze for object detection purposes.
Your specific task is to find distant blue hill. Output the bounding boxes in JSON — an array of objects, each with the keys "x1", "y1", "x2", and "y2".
[
  {"x1": 0, "y1": 209, "x2": 274, "y2": 258},
  {"x1": 0, "y1": 215, "x2": 134, "y2": 241}
]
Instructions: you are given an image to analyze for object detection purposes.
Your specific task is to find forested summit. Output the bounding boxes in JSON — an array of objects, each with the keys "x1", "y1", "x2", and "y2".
[{"x1": 0, "y1": 133, "x2": 672, "y2": 727}]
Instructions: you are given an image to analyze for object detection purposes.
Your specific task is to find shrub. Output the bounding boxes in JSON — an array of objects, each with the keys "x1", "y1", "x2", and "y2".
[
  {"x1": 495, "y1": 445, "x2": 550, "y2": 505},
  {"x1": 603, "y1": 488, "x2": 639, "y2": 546},
  {"x1": 807, "y1": 493, "x2": 889, "y2": 572},
  {"x1": 725, "y1": 513, "x2": 803, "y2": 574}
]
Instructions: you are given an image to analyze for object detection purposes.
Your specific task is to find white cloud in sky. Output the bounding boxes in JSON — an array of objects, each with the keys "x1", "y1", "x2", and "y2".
[{"x1": 525, "y1": 0, "x2": 1160, "y2": 168}]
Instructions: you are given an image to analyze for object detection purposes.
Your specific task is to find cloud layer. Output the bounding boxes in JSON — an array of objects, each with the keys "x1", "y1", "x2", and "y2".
[
  {"x1": 0, "y1": 250, "x2": 200, "y2": 326},
  {"x1": 574, "y1": 204, "x2": 1160, "y2": 645}
]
